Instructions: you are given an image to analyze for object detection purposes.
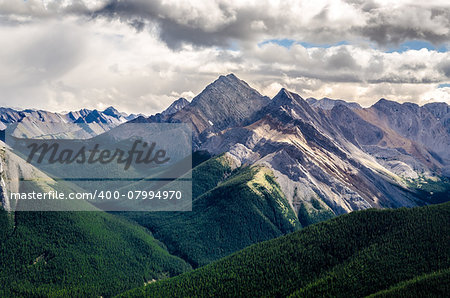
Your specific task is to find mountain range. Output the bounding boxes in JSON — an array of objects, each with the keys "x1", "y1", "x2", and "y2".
[
  {"x1": 0, "y1": 73, "x2": 449, "y2": 297},
  {"x1": 135, "y1": 74, "x2": 449, "y2": 215},
  {"x1": 1, "y1": 73, "x2": 449, "y2": 232},
  {"x1": 120, "y1": 74, "x2": 449, "y2": 270}
]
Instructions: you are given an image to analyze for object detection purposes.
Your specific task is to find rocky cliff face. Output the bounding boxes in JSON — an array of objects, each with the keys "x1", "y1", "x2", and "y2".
[
  {"x1": 179, "y1": 74, "x2": 270, "y2": 132},
  {"x1": 368, "y1": 99, "x2": 449, "y2": 161},
  {"x1": 423, "y1": 102, "x2": 450, "y2": 134},
  {"x1": 0, "y1": 147, "x2": 7, "y2": 211},
  {"x1": 351, "y1": 99, "x2": 450, "y2": 177}
]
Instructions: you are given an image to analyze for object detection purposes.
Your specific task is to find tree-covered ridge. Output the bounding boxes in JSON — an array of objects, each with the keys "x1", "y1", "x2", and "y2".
[
  {"x1": 124, "y1": 154, "x2": 300, "y2": 267},
  {"x1": 0, "y1": 209, "x2": 191, "y2": 297},
  {"x1": 120, "y1": 202, "x2": 450, "y2": 297},
  {"x1": 367, "y1": 268, "x2": 450, "y2": 297}
]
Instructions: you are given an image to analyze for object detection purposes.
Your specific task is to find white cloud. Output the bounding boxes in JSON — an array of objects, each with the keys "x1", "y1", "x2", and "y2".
[{"x1": 0, "y1": 1, "x2": 449, "y2": 114}]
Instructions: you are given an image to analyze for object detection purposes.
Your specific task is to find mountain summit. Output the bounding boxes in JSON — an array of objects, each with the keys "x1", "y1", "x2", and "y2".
[
  {"x1": 161, "y1": 98, "x2": 189, "y2": 116},
  {"x1": 141, "y1": 74, "x2": 271, "y2": 139}
]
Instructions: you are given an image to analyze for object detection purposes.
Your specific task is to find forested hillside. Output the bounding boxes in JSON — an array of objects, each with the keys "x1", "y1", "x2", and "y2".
[
  {"x1": 124, "y1": 154, "x2": 300, "y2": 267},
  {"x1": 0, "y1": 210, "x2": 191, "y2": 297},
  {"x1": 367, "y1": 269, "x2": 450, "y2": 297},
  {"x1": 121, "y1": 202, "x2": 450, "y2": 297}
]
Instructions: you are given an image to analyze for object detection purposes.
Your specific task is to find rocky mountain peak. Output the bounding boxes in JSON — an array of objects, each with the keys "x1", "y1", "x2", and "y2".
[
  {"x1": 247, "y1": 88, "x2": 324, "y2": 129},
  {"x1": 273, "y1": 88, "x2": 305, "y2": 104},
  {"x1": 373, "y1": 98, "x2": 399, "y2": 109},
  {"x1": 161, "y1": 98, "x2": 189, "y2": 116},
  {"x1": 170, "y1": 74, "x2": 270, "y2": 134},
  {"x1": 217, "y1": 73, "x2": 240, "y2": 83},
  {"x1": 271, "y1": 89, "x2": 318, "y2": 117},
  {"x1": 191, "y1": 73, "x2": 258, "y2": 106},
  {"x1": 102, "y1": 106, "x2": 121, "y2": 118}
]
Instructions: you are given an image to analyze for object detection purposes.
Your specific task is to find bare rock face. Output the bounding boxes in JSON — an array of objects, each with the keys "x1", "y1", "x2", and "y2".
[
  {"x1": 369, "y1": 99, "x2": 450, "y2": 163},
  {"x1": 328, "y1": 104, "x2": 443, "y2": 177},
  {"x1": 131, "y1": 74, "x2": 270, "y2": 146},
  {"x1": 0, "y1": 108, "x2": 25, "y2": 125},
  {"x1": 330, "y1": 104, "x2": 383, "y2": 146},
  {"x1": 423, "y1": 102, "x2": 450, "y2": 134}
]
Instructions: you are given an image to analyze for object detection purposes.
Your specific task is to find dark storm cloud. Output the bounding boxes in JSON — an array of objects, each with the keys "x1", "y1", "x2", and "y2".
[
  {"x1": 90, "y1": 0, "x2": 450, "y2": 49},
  {"x1": 1, "y1": 1, "x2": 449, "y2": 49},
  {"x1": 326, "y1": 48, "x2": 360, "y2": 70},
  {"x1": 90, "y1": 0, "x2": 263, "y2": 49},
  {"x1": 368, "y1": 77, "x2": 441, "y2": 84},
  {"x1": 89, "y1": 0, "x2": 359, "y2": 48},
  {"x1": 360, "y1": 23, "x2": 450, "y2": 46},
  {"x1": 399, "y1": 63, "x2": 428, "y2": 71},
  {"x1": 357, "y1": 5, "x2": 450, "y2": 46}
]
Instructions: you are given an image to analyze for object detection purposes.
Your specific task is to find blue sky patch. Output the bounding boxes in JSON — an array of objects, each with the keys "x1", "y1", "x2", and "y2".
[
  {"x1": 387, "y1": 40, "x2": 448, "y2": 53},
  {"x1": 258, "y1": 39, "x2": 448, "y2": 54},
  {"x1": 297, "y1": 41, "x2": 349, "y2": 48},
  {"x1": 258, "y1": 39, "x2": 295, "y2": 48},
  {"x1": 258, "y1": 39, "x2": 349, "y2": 49}
]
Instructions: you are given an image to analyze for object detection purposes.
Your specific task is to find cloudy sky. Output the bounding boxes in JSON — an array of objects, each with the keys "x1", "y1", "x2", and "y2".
[{"x1": 0, "y1": 0, "x2": 449, "y2": 115}]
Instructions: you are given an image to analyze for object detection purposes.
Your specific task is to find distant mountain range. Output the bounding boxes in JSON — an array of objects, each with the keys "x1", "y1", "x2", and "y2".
[
  {"x1": 0, "y1": 106, "x2": 137, "y2": 127},
  {"x1": 0, "y1": 98, "x2": 193, "y2": 139},
  {"x1": 0, "y1": 106, "x2": 143, "y2": 139},
  {"x1": 306, "y1": 97, "x2": 362, "y2": 110}
]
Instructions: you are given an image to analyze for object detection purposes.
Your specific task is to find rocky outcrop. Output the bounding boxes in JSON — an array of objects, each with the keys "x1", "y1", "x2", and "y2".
[{"x1": 0, "y1": 147, "x2": 8, "y2": 211}]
